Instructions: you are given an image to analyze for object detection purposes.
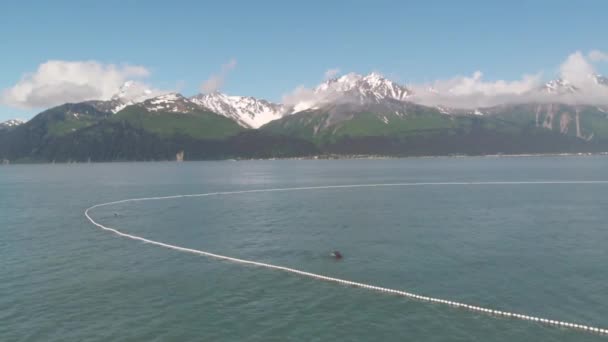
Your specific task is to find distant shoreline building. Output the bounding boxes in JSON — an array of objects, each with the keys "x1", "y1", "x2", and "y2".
[{"x1": 176, "y1": 150, "x2": 184, "y2": 162}]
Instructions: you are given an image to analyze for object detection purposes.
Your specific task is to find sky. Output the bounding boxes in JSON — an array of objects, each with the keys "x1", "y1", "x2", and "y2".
[{"x1": 1, "y1": 0, "x2": 607, "y2": 121}]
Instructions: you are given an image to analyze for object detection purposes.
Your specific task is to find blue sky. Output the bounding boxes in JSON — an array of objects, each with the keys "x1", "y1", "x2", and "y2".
[{"x1": 1, "y1": 0, "x2": 607, "y2": 121}]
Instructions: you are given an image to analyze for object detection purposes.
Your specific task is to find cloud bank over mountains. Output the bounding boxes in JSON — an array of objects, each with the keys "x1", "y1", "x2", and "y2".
[
  {"x1": 2, "y1": 50, "x2": 608, "y2": 113},
  {"x1": 407, "y1": 71, "x2": 543, "y2": 108},
  {"x1": 0, "y1": 61, "x2": 159, "y2": 109},
  {"x1": 413, "y1": 50, "x2": 608, "y2": 108},
  {"x1": 284, "y1": 50, "x2": 608, "y2": 109}
]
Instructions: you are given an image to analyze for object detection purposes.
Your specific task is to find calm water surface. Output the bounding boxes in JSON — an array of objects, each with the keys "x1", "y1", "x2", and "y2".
[{"x1": 2, "y1": 157, "x2": 608, "y2": 341}]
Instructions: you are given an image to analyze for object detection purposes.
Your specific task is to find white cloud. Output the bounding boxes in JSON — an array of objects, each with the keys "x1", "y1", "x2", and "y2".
[
  {"x1": 412, "y1": 51, "x2": 608, "y2": 107},
  {"x1": 551, "y1": 51, "x2": 608, "y2": 105},
  {"x1": 559, "y1": 51, "x2": 596, "y2": 87},
  {"x1": 434, "y1": 71, "x2": 540, "y2": 96},
  {"x1": 408, "y1": 71, "x2": 544, "y2": 108},
  {"x1": 324, "y1": 68, "x2": 340, "y2": 79},
  {"x1": 282, "y1": 70, "x2": 352, "y2": 112},
  {"x1": 200, "y1": 58, "x2": 237, "y2": 93},
  {"x1": 589, "y1": 50, "x2": 608, "y2": 62},
  {"x1": 282, "y1": 85, "x2": 319, "y2": 112},
  {"x1": 1, "y1": 60, "x2": 152, "y2": 109},
  {"x1": 413, "y1": 51, "x2": 608, "y2": 107},
  {"x1": 283, "y1": 50, "x2": 608, "y2": 110},
  {"x1": 112, "y1": 80, "x2": 165, "y2": 104},
  {"x1": 283, "y1": 69, "x2": 546, "y2": 111}
]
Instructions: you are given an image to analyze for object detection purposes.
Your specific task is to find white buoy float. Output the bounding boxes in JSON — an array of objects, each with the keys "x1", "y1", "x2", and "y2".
[{"x1": 85, "y1": 181, "x2": 608, "y2": 336}]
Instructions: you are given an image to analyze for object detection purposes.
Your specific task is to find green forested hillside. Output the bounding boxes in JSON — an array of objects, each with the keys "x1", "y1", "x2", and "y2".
[
  {"x1": 3, "y1": 100, "x2": 608, "y2": 163},
  {"x1": 110, "y1": 106, "x2": 244, "y2": 140}
]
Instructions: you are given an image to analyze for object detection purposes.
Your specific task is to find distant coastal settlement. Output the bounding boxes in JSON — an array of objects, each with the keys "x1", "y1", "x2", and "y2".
[{"x1": 2, "y1": 151, "x2": 607, "y2": 165}]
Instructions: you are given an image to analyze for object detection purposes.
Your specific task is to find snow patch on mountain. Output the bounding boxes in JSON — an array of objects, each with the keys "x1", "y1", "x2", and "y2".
[
  {"x1": 594, "y1": 74, "x2": 608, "y2": 86},
  {"x1": 191, "y1": 92, "x2": 285, "y2": 128},
  {"x1": 139, "y1": 93, "x2": 200, "y2": 113},
  {"x1": 541, "y1": 79, "x2": 578, "y2": 94},
  {"x1": 317, "y1": 72, "x2": 412, "y2": 103},
  {"x1": 285, "y1": 72, "x2": 413, "y2": 113},
  {"x1": 109, "y1": 81, "x2": 158, "y2": 112},
  {"x1": 0, "y1": 119, "x2": 25, "y2": 129},
  {"x1": 83, "y1": 81, "x2": 163, "y2": 114},
  {"x1": 537, "y1": 75, "x2": 607, "y2": 94},
  {"x1": 316, "y1": 73, "x2": 411, "y2": 100}
]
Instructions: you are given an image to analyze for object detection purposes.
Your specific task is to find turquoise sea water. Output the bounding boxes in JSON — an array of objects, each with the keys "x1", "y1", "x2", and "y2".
[{"x1": 2, "y1": 157, "x2": 608, "y2": 341}]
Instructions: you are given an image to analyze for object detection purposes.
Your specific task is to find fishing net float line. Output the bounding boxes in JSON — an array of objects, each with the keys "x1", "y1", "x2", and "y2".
[{"x1": 85, "y1": 181, "x2": 608, "y2": 336}]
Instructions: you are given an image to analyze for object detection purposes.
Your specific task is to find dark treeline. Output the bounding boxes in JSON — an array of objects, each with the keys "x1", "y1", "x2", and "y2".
[
  {"x1": 325, "y1": 130, "x2": 608, "y2": 156},
  {"x1": 0, "y1": 121, "x2": 319, "y2": 162},
  {"x1": 2, "y1": 119, "x2": 607, "y2": 163}
]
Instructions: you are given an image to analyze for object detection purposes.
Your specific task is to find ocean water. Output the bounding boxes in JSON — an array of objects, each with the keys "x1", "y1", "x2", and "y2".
[{"x1": 2, "y1": 157, "x2": 608, "y2": 341}]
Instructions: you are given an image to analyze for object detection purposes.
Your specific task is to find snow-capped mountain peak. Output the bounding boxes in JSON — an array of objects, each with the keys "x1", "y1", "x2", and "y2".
[
  {"x1": 314, "y1": 72, "x2": 412, "y2": 102},
  {"x1": 191, "y1": 92, "x2": 285, "y2": 128},
  {"x1": 89, "y1": 81, "x2": 157, "y2": 113},
  {"x1": 84, "y1": 81, "x2": 159, "y2": 114},
  {"x1": 288, "y1": 72, "x2": 413, "y2": 113},
  {"x1": 111, "y1": 81, "x2": 153, "y2": 101},
  {"x1": 113, "y1": 80, "x2": 135, "y2": 99},
  {"x1": 139, "y1": 93, "x2": 200, "y2": 113},
  {"x1": 539, "y1": 74, "x2": 608, "y2": 95},
  {"x1": 0, "y1": 119, "x2": 25, "y2": 129},
  {"x1": 541, "y1": 79, "x2": 578, "y2": 94},
  {"x1": 593, "y1": 74, "x2": 608, "y2": 86}
]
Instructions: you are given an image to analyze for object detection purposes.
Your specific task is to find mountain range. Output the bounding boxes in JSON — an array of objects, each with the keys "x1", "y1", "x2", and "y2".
[
  {"x1": 2, "y1": 72, "x2": 608, "y2": 163},
  {"x1": 0, "y1": 119, "x2": 25, "y2": 130}
]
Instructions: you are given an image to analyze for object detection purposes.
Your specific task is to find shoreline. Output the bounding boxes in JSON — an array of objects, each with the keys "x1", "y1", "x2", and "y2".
[{"x1": 2, "y1": 151, "x2": 608, "y2": 165}]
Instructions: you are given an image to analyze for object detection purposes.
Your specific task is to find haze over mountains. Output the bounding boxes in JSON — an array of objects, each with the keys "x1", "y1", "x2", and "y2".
[{"x1": 2, "y1": 70, "x2": 608, "y2": 163}]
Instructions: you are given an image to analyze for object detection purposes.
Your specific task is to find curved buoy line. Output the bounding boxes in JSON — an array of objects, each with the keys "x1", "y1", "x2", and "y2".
[{"x1": 85, "y1": 181, "x2": 608, "y2": 335}]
